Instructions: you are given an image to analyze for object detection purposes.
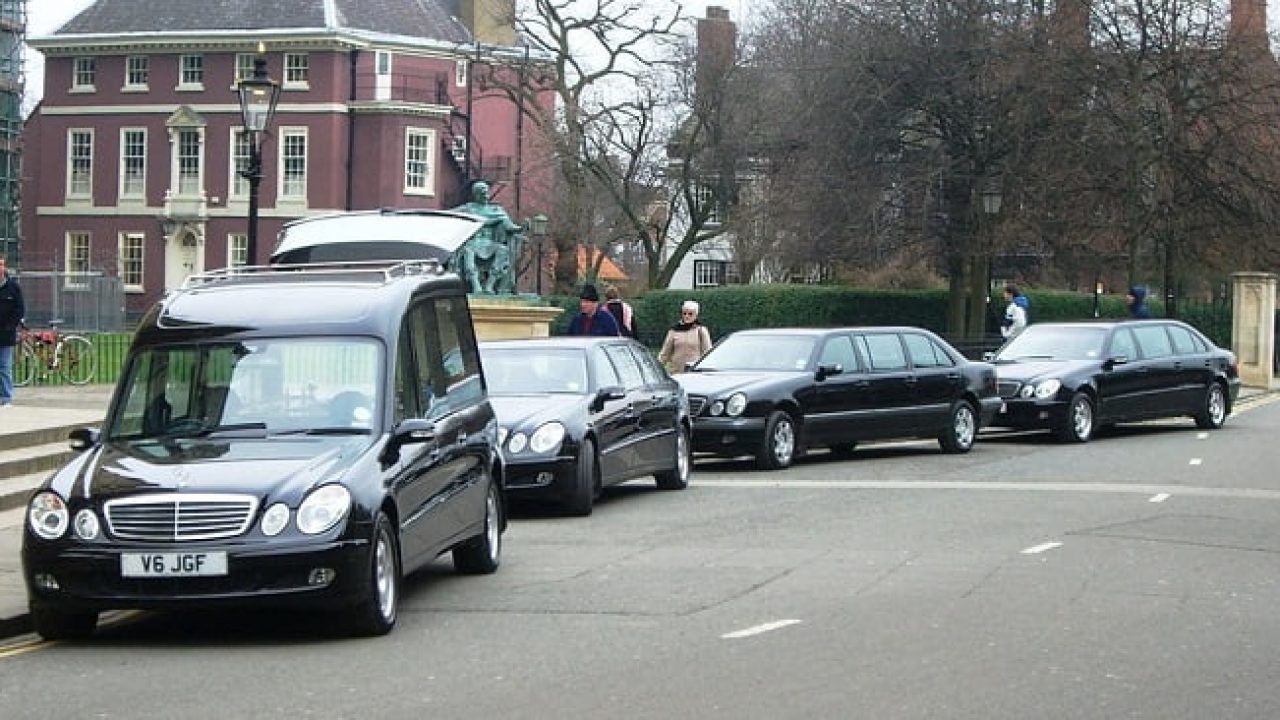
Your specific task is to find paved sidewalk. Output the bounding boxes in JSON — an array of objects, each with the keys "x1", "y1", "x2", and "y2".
[{"x1": 1, "y1": 382, "x2": 1276, "y2": 641}]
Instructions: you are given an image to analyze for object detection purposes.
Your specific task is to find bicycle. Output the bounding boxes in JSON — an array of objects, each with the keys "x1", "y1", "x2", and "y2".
[{"x1": 14, "y1": 319, "x2": 97, "y2": 387}]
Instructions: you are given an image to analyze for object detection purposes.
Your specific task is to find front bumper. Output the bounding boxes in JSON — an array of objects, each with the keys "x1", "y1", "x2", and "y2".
[
  {"x1": 690, "y1": 415, "x2": 768, "y2": 455},
  {"x1": 986, "y1": 397, "x2": 1070, "y2": 430},
  {"x1": 22, "y1": 534, "x2": 371, "y2": 613},
  {"x1": 502, "y1": 455, "x2": 579, "y2": 503}
]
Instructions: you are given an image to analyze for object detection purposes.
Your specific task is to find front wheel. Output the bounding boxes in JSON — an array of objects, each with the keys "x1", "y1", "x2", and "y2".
[
  {"x1": 564, "y1": 437, "x2": 598, "y2": 516},
  {"x1": 654, "y1": 425, "x2": 691, "y2": 490},
  {"x1": 14, "y1": 343, "x2": 37, "y2": 387},
  {"x1": 756, "y1": 410, "x2": 797, "y2": 471},
  {"x1": 453, "y1": 481, "x2": 502, "y2": 574},
  {"x1": 938, "y1": 400, "x2": 978, "y2": 453},
  {"x1": 31, "y1": 605, "x2": 98, "y2": 641},
  {"x1": 1053, "y1": 392, "x2": 1094, "y2": 443},
  {"x1": 1194, "y1": 382, "x2": 1228, "y2": 430},
  {"x1": 347, "y1": 512, "x2": 400, "y2": 637},
  {"x1": 59, "y1": 336, "x2": 96, "y2": 385}
]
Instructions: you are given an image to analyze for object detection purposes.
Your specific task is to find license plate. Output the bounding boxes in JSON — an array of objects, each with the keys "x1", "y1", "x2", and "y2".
[{"x1": 121, "y1": 552, "x2": 228, "y2": 578}]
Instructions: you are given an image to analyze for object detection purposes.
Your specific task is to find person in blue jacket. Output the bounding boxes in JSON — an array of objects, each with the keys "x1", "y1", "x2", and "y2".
[
  {"x1": 1126, "y1": 286, "x2": 1152, "y2": 319},
  {"x1": 566, "y1": 283, "x2": 621, "y2": 336}
]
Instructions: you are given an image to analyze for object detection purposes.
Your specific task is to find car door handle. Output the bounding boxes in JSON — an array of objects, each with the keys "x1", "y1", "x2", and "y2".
[
  {"x1": 947, "y1": 373, "x2": 961, "y2": 380},
  {"x1": 1173, "y1": 362, "x2": 1182, "y2": 370},
  {"x1": 903, "y1": 377, "x2": 918, "y2": 385}
]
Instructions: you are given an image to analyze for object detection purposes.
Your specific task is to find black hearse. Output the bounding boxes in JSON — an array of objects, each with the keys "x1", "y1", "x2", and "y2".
[{"x1": 22, "y1": 260, "x2": 504, "y2": 639}]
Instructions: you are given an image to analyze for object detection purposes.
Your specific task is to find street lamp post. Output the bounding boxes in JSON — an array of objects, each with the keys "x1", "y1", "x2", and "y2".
[
  {"x1": 529, "y1": 213, "x2": 548, "y2": 295},
  {"x1": 971, "y1": 182, "x2": 1002, "y2": 343},
  {"x1": 236, "y1": 56, "x2": 280, "y2": 266}
]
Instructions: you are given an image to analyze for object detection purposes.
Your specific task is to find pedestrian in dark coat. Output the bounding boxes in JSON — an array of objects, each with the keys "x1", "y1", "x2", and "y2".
[
  {"x1": 566, "y1": 283, "x2": 621, "y2": 336},
  {"x1": 1126, "y1": 286, "x2": 1152, "y2": 319},
  {"x1": 0, "y1": 256, "x2": 26, "y2": 406}
]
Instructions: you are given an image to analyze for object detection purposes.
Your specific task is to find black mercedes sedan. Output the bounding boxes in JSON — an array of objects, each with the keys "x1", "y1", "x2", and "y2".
[
  {"x1": 987, "y1": 320, "x2": 1241, "y2": 442},
  {"x1": 479, "y1": 337, "x2": 691, "y2": 516},
  {"x1": 675, "y1": 327, "x2": 1001, "y2": 470}
]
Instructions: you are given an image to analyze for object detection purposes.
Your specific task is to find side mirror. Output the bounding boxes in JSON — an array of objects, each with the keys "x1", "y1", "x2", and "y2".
[
  {"x1": 379, "y1": 418, "x2": 436, "y2": 466},
  {"x1": 68, "y1": 427, "x2": 100, "y2": 452},
  {"x1": 816, "y1": 363, "x2": 843, "y2": 381},
  {"x1": 1103, "y1": 355, "x2": 1129, "y2": 370},
  {"x1": 591, "y1": 385, "x2": 627, "y2": 412}
]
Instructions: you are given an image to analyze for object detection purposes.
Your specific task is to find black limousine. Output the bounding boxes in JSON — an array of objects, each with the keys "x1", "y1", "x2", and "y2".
[
  {"x1": 675, "y1": 327, "x2": 1001, "y2": 470},
  {"x1": 987, "y1": 320, "x2": 1241, "y2": 442},
  {"x1": 479, "y1": 337, "x2": 691, "y2": 516}
]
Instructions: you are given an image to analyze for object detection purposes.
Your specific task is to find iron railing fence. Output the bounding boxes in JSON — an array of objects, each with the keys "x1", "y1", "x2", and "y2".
[{"x1": 14, "y1": 271, "x2": 127, "y2": 333}]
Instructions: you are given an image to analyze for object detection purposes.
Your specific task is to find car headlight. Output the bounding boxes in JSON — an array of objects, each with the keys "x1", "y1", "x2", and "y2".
[
  {"x1": 28, "y1": 492, "x2": 69, "y2": 540},
  {"x1": 507, "y1": 431, "x2": 528, "y2": 454},
  {"x1": 73, "y1": 509, "x2": 100, "y2": 540},
  {"x1": 709, "y1": 400, "x2": 725, "y2": 416},
  {"x1": 296, "y1": 485, "x2": 351, "y2": 535},
  {"x1": 1034, "y1": 379, "x2": 1062, "y2": 399},
  {"x1": 529, "y1": 422, "x2": 566, "y2": 454},
  {"x1": 260, "y1": 503, "x2": 290, "y2": 537},
  {"x1": 725, "y1": 392, "x2": 748, "y2": 417},
  {"x1": 1019, "y1": 384, "x2": 1034, "y2": 398}
]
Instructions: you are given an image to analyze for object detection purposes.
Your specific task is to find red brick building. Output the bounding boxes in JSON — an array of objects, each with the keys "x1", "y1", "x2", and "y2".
[{"x1": 22, "y1": 0, "x2": 555, "y2": 315}]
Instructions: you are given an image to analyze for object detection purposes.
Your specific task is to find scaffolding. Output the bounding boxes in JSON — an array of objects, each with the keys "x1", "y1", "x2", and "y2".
[{"x1": 0, "y1": 0, "x2": 22, "y2": 267}]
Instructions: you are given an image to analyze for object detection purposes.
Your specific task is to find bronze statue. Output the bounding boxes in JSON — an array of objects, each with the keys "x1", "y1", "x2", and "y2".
[{"x1": 450, "y1": 181, "x2": 525, "y2": 295}]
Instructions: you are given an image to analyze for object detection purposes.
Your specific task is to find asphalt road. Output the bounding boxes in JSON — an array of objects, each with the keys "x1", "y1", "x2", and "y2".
[{"x1": 2, "y1": 396, "x2": 1279, "y2": 719}]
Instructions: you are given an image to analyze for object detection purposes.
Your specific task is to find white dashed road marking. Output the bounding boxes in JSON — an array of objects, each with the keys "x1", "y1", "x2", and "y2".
[
  {"x1": 1190, "y1": 458, "x2": 1202, "y2": 466},
  {"x1": 693, "y1": 480, "x2": 1280, "y2": 501},
  {"x1": 1197, "y1": 432, "x2": 1209, "y2": 440},
  {"x1": 1020, "y1": 542, "x2": 1063, "y2": 555},
  {"x1": 1149, "y1": 493, "x2": 1171, "y2": 503},
  {"x1": 722, "y1": 619, "x2": 802, "y2": 639}
]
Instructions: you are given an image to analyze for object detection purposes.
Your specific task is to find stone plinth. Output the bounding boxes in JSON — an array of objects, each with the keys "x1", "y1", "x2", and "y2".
[
  {"x1": 1231, "y1": 272, "x2": 1277, "y2": 388},
  {"x1": 469, "y1": 296, "x2": 565, "y2": 341}
]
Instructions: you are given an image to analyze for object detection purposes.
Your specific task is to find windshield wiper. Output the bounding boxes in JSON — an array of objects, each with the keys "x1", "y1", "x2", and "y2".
[{"x1": 270, "y1": 427, "x2": 372, "y2": 437}]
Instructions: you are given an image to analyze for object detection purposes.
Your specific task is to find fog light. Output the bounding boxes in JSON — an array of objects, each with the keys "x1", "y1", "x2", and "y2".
[
  {"x1": 33, "y1": 573, "x2": 61, "y2": 591},
  {"x1": 535, "y1": 472, "x2": 554, "y2": 486},
  {"x1": 721, "y1": 434, "x2": 736, "y2": 445},
  {"x1": 73, "y1": 509, "x2": 101, "y2": 540},
  {"x1": 308, "y1": 568, "x2": 336, "y2": 586}
]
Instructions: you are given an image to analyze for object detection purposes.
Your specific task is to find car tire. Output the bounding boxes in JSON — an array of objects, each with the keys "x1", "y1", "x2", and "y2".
[
  {"x1": 1053, "y1": 392, "x2": 1094, "y2": 443},
  {"x1": 453, "y1": 481, "x2": 503, "y2": 574},
  {"x1": 565, "y1": 437, "x2": 598, "y2": 516},
  {"x1": 756, "y1": 410, "x2": 797, "y2": 471},
  {"x1": 1194, "y1": 382, "x2": 1228, "y2": 430},
  {"x1": 31, "y1": 605, "x2": 97, "y2": 641},
  {"x1": 347, "y1": 512, "x2": 400, "y2": 637},
  {"x1": 654, "y1": 425, "x2": 691, "y2": 490},
  {"x1": 938, "y1": 399, "x2": 978, "y2": 453}
]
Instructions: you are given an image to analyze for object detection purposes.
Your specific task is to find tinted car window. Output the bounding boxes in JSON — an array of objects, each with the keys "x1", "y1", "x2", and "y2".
[
  {"x1": 436, "y1": 297, "x2": 484, "y2": 406},
  {"x1": 1132, "y1": 325, "x2": 1173, "y2": 359},
  {"x1": 630, "y1": 345, "x2": 668, "y2": 386},
  {"x1": 1167, "y1": 325, "x2": 1201, "y2": 355},
  {"x1": 903, "y1": 333, "x2": 953, "y2": 368},
  {"x1": 591, "y1": 347, "x2": 621, "y2": 388},
  {"x1": 818, "y1": 335, "x2": 859, "y2": 372},
  {"x1": 859, "y1": 334, "x2": 908, "y2": 372},
  {"x1": 605, "y1": 344, "x2": 645, "y2": 390},
  {"x1": 394, "y1": 326, "x2": 418, "y2": 424},
  {"x1": 1108, "y1": 328, "x2": 1138, "y2": 359}
]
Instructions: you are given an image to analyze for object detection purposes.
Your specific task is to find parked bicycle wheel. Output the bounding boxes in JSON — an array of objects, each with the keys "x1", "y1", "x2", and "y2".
[
  {"x1": 14, "y1": 342, "x2": 37, "y2": 387},
  {"x1": 60, "y1": 335, "x2": 97, "y2": 385}
]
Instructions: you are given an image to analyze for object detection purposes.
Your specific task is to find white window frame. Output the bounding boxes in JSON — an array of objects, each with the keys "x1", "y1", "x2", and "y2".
[
  {"x1": 694, "y1": 184, "x2": 723, "y2": 225},
  {"x1": 693, "y1": 259, "x2": 723, "y2": 288},
  {"x1": 228, "y1": 233, "x2": 248, "y2": 268},
  {"x1": 66, "y1": 129, "x2": 94, "y2": 200},
  {"x1": 455, "y1": 60, "x2": 468, "y2": 87},
  {"x1": 65, "y1": 232, "x2": 92, "y2": 289},
  {"x1": 118, "y1": 232, "x2": 145, "y2": 291},
  {"x1": 124, "y1": 55, "x2": 149, "y2": 91},
  {"x1": 229, "y1": 127, "x2": 251, "y2": 199},
  {"x1": 234, "y1": 53, "x2": 255, "y2": 85},
  {"x1": 178, "y1": 54, "x2": 204, "y2": 90},
  {"x1": 169, "y1": 127, "x2": 205, "y2": 197},
  {"x1": 283, "y1": 53, "x2": 309, "y2": 89},
  {"x1": 403, "y1": 127, "x2": 436, "y2": 196},
  {"x1": 118, "y1": 127, "x2": 147, "y2": 201},
  {"x1": 278, "y1": 127, "x2": 308, "y2": 202},
  {"x1": 71, "y1": 57, "x2": 96, "y2": 92}
]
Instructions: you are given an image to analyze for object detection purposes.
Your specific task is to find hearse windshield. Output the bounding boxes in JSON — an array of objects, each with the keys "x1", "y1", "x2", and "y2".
[{"x1": 108, "y1": 338, "x2": 382, "y2": 441}]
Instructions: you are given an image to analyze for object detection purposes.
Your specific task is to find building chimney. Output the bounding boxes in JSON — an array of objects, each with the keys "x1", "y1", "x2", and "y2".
[
  {"x1": 696, "y1": 6, "x2": 737, "y2": 102},
  {"x1": 1230, "y1": 0, "x2": 1267, "y2": 45},
  {"x1": 460, "y1": 0, "x2": 516, "y2": 46}
]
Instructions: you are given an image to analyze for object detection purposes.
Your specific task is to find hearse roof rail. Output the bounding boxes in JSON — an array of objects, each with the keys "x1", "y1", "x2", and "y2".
[{"x1": 180, "y1": 259, "x2": 445, "y2": 289}]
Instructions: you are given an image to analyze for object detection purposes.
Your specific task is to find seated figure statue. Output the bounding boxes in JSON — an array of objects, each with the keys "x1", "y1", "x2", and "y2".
[{"x1": 450, "y1": 181, "x2": 525, "y2": 295}]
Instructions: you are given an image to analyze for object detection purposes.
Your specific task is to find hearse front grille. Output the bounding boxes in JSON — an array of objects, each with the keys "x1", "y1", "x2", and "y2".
[
  {"x1": 105, "y1": 494, "x2": 259, "y2": 542},
  {"x1": 688, "y1": 395, "x2": 707, "y2": 416}
]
